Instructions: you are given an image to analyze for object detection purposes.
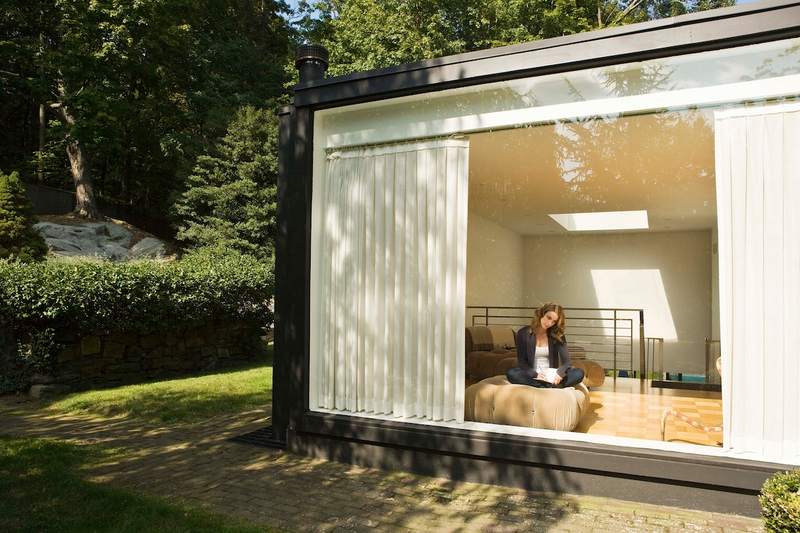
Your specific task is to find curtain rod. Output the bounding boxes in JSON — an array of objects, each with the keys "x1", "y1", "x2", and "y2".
[{"x1": 324, "y1": 134, "x2": 467, "y2": 154}]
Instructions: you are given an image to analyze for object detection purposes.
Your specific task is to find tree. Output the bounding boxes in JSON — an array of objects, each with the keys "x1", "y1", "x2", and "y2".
[
  {"x1": 172, "y1": 106, "x2": 278, "y2": 261},
  {"x1": 0, "y1": 0, "x2": 292, "y2": 220},
  {"x1": 0, "y1": 170, "x2": 47, "y2": 262},
  {"x1": 296, "y1": 0, "x2": 735, "y2": 77}
]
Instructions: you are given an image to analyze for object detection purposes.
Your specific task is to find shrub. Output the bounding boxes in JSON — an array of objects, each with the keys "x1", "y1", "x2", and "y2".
[
  {"x1": 760, "y1": 470, "x2": 800, "y2": 532},
  {"x1": 0, "y1": 249, "x2": 273, "y2": 392},
  {"x1": 0, "y1": 249, "x2": 273, "y2": 338},
  {"x1": 0, "y1": 170, "x2": 47, "y2": 262}
]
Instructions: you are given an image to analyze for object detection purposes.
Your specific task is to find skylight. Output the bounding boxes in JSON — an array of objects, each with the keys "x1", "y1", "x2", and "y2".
[{"x1": 548, "y1": 210, "x2": 649, "y2": 232}]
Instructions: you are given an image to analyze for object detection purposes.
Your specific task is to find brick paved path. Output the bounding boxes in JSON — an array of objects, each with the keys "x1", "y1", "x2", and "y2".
[{"x1": 0, "y1": 399, "x2": 763, "y2": 533}]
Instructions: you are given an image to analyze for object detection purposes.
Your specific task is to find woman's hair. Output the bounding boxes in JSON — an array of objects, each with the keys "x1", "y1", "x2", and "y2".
[{"x1": 530, "y1": 303, "x2": 566, "y2": 342}]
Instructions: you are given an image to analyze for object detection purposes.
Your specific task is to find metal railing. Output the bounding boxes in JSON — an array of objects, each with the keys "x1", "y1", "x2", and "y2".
[
  {"x1": 466, "y1": 306, "x2": 647, "y2": 380},
  {"x1": 645, "y1": 337, "x2": 665, "y2": 380},
  {"x1": 705, "y1": 338, "x2": 721, "y2": 385}
]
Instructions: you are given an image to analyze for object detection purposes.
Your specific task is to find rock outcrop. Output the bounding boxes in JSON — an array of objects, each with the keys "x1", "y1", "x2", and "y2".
[{"x1": 34, "y1": 221, "x2": 166, "y2": 261}]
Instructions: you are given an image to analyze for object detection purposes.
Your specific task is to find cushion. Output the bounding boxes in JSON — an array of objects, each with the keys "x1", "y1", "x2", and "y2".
[
  {"x1": 465, "y1": 375, "x2": 589, "y2": 431},
  {"x1": 465, "y1": 326, "x2": 494, "y2": 353},
  {"x1": 465, "y1": 325, "x2": 516, "y2": 353},
  {"x1": 466, "y1": 350, "x2": 516, "y2": 380},
  {"x1": 487, "y1": 325, "x2": 515, "y2": 350},
  {"x1": 572, "y1": 359, "x2": 605, "y2": 388}
]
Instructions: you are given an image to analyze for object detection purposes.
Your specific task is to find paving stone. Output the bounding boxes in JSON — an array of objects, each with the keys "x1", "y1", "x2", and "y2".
[
  {"x1": 0, "y1": 399, "x2": 766, "y2": 533},
  {"x1": 681, "y1": 523, "x2": 723, "y2": 532}
]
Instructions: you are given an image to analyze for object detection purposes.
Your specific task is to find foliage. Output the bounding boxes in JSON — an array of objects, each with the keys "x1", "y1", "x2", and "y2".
[
  {"x1": 0, "y1": 328, "x2": 60, "y2": 394},
  {"x1": 0, "y1": 437, "x2": 270, "y2": 532},
  {"x1": 0, "y1": 0, "x2": 292, "y2": 217},
  {"x1": 0, "y1": 170, "x2": 47, "y2": 262},
  {"x1": 760, "y1": 470, "x2": 800, "y2": 532},
  {"x1": 0, "y1": 249, "x2": 274, "y2": 338},
  {"x1": 172, "y1": 106, "x2": 278, "y2": 260},
  {"x1": 1, "y1": 0, "x2": 737, "y2": 237},
  {"x1": 17, "y1": 328, "x2": 60, "y2": 373},
  {"x1": 297, "y1": 0, "x2": 735, "y2": 77},
  {"x1": 48, "y1": 361, "x2": 272, "y2": 424}
]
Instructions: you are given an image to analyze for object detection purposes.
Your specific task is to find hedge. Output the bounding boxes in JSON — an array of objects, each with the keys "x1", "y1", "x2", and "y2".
[{"x1": 0, "y1": 249, "x2": 274, "y2": 337}]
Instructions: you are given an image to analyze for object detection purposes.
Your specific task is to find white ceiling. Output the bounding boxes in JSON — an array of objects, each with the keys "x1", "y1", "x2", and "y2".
[{"x1": 468, "y1": 109, "x2": 717, "y2": 235}]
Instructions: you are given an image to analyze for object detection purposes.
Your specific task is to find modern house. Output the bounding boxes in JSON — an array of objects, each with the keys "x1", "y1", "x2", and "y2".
[{"x1": 275, "y1": 0, "x2": 800, "y2": 514}]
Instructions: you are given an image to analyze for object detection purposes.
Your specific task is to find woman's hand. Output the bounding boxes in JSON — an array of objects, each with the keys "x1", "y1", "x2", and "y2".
[{"x1": 552, "y1": 373, "x2": 563, "y2": 385}]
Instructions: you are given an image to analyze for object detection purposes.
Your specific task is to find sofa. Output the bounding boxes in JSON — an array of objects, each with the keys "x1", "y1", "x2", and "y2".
[
  {"x1": 465, "y1": 325, "x2": 605, "y2": 388},
  {"x1": 465, "y1": 375, "x2": 590, "y2": 431},
  {"x1": 465, "y1": 325, "x2": 518, "y2": 382}
]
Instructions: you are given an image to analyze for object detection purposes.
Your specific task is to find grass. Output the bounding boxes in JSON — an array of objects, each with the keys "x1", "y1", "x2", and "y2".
[
  {"x1": 0, "y1": 436, "x2": 270, "y2": 533},
  {"x1": 46, "y1": 362, "x2": 272, "y2": 425}
]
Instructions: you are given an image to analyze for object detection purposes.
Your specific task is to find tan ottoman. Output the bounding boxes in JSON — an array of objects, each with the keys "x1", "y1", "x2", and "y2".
[{"x1": 464, "y1": 375, "x2": 589, "y2": 431}]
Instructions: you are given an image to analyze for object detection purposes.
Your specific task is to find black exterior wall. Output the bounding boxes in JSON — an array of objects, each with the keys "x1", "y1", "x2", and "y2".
[
  {"x1": 275, "y1": 0, "x2": 800, "y2": 514},
  {"x1": 292, "y1": 432, "x2": 763, "y2": 515}
]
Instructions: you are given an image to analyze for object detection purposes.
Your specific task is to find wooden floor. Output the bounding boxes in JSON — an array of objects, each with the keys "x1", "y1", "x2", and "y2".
[{"x1": 575, "y1": 378, "x2": 723, "y2": 447}]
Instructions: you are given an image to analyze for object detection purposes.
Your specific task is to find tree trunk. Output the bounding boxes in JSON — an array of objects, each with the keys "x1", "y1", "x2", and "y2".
[
  {"x1": 38, "y1": 103, "x2": 45, "y2": 181},
  {"x1": 54, "y1": 86, "x2": 100, "y2": 219},
  {"x1": 38, "y1": 28, "x2": 46, "y2": 182},
  {"x1": 65, "y1": 137, "x2": 99, "y2": 218}
]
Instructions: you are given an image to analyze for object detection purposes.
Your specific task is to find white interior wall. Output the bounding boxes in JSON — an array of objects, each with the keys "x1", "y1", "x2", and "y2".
[
  {"x1": 465, "y1": 212, "x2": 525, "y2": 320},
  {"x1": 521, "y1": 231, "x2": 712, "y2": 374}
]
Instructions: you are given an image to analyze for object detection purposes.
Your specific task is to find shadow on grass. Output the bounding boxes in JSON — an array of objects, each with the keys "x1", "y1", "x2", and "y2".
[
  {"x1": 41, "y1": 358, "x2": 274, "y2": 425},
  {"x1": 0, "y1": 436, "x2": 270, "y2": 533},
  {"x1": 0, "y1": 395, "x2": 684, "y2": 532}
]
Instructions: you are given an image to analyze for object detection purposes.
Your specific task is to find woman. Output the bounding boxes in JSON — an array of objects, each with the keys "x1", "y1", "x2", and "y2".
[{"x1": 506, "y1": 303, "x2": 585, "y2": 389}]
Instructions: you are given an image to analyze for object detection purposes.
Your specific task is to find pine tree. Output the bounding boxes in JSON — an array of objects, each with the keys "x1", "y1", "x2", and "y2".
[
  {"x1": 172, "y1": 106, "x2": 278, "y2": 261},
  {"x1": 0, "y1": 171, "x2": 47, "y2": 262}
]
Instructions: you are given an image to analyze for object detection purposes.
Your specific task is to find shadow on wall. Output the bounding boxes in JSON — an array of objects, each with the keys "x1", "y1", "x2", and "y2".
[{"x1": 521, "y1": 232, "x2": 713, "y2": 374}]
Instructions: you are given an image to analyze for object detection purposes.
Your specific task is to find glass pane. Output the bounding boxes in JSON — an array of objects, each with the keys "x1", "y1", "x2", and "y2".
[
  {"x1": 318, "y1": 38, "x2": 800, "y2": 149},
  {"x1": 465, "y1": 107, "x2": 723, "y2": 445},
  {"x1": 311, "y1": 35, "x2": 800, "y2": 456}
]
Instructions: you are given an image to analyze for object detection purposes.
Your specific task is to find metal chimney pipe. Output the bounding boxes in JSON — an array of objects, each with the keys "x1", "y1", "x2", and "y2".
[{"x1": 295, "y1": 44, "x2": 329, "y2": 84}]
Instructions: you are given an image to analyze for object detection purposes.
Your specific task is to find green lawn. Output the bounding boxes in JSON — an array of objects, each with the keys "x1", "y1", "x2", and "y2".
[
  {"x1": 0, "y1": 436, "x2": 270, "y2": 533},
  {"x1": 46, "y1": 362, "x2": 272, "y2": 424}
]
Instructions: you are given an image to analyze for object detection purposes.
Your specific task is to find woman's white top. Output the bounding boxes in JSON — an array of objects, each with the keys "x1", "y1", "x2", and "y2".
[{"x1": 534, "y1": 344, "x2": 550, "y2": 372}]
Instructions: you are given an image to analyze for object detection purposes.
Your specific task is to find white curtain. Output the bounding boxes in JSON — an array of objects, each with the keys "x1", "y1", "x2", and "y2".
[
  {"x1": 715, "y1": 103, "x2": 800, "y2": 463},
  {"x1": 310, "y1": 139, "x2": 469, "y2": 423}
]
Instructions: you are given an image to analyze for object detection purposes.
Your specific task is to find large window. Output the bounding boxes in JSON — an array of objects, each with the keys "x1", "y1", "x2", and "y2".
[
  {"x1": 466, "y1": 108, "x2": 720, "y2": 445},
  {"x1": 309, "y1": 37, "x2": 800, "y2": 464}
]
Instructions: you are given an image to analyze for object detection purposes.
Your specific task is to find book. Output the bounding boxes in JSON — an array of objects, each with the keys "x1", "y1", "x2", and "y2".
[{"x1": 538, "y1": 368, "x2": 559, "y2": 384}]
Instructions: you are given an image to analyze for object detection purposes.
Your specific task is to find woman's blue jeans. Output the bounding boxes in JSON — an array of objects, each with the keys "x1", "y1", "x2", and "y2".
[{"x1": 506, "y1": 366, "x2": 585, "y2": 388}]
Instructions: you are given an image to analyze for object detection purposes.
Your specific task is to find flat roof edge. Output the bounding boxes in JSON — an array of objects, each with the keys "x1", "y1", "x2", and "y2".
[{"x1": 294, "y1": 0, "x2": 800, "y2": 108}]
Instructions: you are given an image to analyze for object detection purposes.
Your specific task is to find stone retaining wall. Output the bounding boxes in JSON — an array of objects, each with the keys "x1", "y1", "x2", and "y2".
[
  {"x1": 28, "y1": 321, "x2": 266, "y2": 394},
  {"x1": 0, "y1": 321, "x2": 23, "y2": 391}
]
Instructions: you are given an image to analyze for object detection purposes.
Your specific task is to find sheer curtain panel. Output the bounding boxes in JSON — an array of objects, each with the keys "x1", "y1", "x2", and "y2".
[
  {"x1": 310, "y1": 139, "x2": 469, "y2": 422},
  {"x1": 715, "y1": 103, "x2": 800, "y2": 464}
]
